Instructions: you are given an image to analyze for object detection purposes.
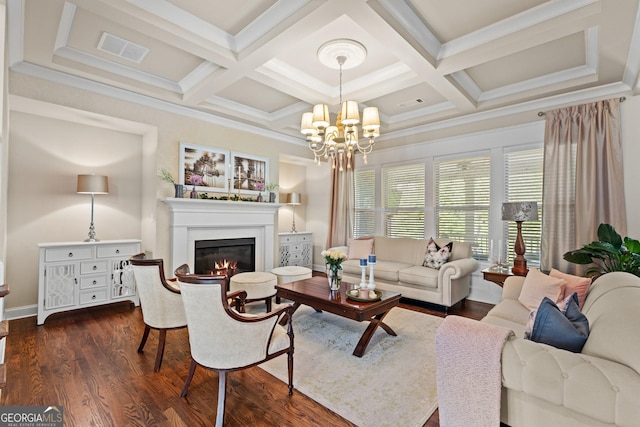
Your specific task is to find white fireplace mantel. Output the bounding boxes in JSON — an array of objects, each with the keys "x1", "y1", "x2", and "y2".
[{"x1": 162, "y1": 198, "x2": 283, "y2": 273}]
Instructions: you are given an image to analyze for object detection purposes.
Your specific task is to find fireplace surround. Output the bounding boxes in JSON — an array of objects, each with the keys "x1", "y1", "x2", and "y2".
[{"x1": 162, "y1": 198, "x2": 282, "y2": 274}]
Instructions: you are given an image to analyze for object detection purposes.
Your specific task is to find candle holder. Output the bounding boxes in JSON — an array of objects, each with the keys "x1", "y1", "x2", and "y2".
[
  {"x1": 367, "y1": 254, "x2": 376, "y2": 290},
  {"x1": 359, "y1": 258, "x2": 367, "y2": 288}
]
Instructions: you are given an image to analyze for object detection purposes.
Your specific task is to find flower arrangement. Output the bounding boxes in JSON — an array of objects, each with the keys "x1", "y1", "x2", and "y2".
[
  {"x1": 266, "y1": 182, "x2": 279, "y2": 192},
  {"x1": 322, "y1": 249, "x2": 347, "y2": 268},
  {"x1": 188, "y1": 174, "x2": 203, "y2": 186}
]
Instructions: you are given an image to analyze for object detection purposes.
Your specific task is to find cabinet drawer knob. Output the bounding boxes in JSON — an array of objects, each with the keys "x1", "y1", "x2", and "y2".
[
  {"x1": 92, "y1": 295, "x2": 96, "y2": 300},
  {"x1": 92, "y1": 280, "x2": 97, "y2": 285},
  {"x1": 92, "y1": 265, "x2": 97, "y2": 271},
  {"x1": 68, "y1": 252, "x2": 73, "y2": 258},
  {"x1": 115, "y1": 249, "x2": 120, "y2": 254}
]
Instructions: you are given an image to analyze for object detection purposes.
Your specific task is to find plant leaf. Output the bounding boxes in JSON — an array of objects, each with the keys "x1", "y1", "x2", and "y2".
[
  {"x1": 563, "y1": 250, "x2": 594, "y2": 264},
  {"x1": 597, "y1": 223, "x2": 622, "y2": 248},
  {"x1": 624, "y1": 237, "x2": 640, "y2": 254}
]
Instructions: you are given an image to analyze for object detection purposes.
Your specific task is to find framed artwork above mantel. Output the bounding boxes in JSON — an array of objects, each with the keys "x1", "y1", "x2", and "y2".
[
  {"x1": 179, "y1": 142, "x2": 230, "y2": 193},
  {"x1": 231, "y1": 152, "x2": 268, "y2": 195}
]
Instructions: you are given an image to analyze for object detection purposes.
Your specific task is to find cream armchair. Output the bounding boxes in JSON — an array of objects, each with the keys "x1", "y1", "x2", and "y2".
[
  {"x1": 178, "y1": 274, "x2": 295, "y2": 427},
  {"x1": 130, "y1": 253, "x2": 186, "y2": 372}
]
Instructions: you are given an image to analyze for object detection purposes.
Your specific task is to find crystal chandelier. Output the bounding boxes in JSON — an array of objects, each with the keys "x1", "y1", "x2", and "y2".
[{"x1": 300, "y1": 39, "x2": 380, "y2": 171}]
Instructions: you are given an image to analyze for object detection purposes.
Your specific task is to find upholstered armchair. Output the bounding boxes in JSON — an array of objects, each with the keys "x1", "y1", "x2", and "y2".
[
  {"x1": 129, "y1": 253, "x2": 186, "y2": 372},
  {"x1": 177, "y1": 274, "x2": 295, "y2": 427}
]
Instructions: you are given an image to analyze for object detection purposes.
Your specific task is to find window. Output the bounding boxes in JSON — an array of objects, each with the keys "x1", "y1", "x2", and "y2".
[
  {"x1": 354, "y1": 169, "x2": 376, "y2": 238},
  {"x1": 382, "y1": 163, "x2": 425, "y2": 238},
  {"x1": 434, "y1": 155, "x2": 491, "y2": 259},
  {"x1": 504, "y1": 147, "x2": 543, "y2": 266}
]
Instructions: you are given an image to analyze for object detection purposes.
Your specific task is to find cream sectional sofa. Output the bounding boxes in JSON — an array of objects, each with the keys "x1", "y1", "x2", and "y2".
[
  {"x1": 482, "y1": 271, "x2": 640, "y2": 426},
  {"x1": 333, "y1": 236, "x2": 478, "y2": 310}
]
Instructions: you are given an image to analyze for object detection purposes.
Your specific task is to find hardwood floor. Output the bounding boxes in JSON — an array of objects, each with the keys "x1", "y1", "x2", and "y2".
[{"x1": 2, "y1": 296, "x2": 492, "y2": 426}]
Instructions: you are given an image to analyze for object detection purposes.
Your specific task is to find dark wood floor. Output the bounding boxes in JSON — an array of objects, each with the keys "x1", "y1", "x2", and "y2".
[{"x1": 2, "y1": 296, "x2": 492, "y2": 426}]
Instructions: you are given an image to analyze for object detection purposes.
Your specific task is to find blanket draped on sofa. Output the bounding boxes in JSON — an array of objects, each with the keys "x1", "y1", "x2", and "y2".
[{"x1": 436, "y1": 315, "x2": 514, "y2": 427}]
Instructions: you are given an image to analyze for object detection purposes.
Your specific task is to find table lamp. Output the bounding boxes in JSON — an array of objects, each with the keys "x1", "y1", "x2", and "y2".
[
  {"x1": 77, "y1": 174, "x2": 109, "y2": 242},
  {"x1": 286, "y1": 192, "x2": 301, "y2": 233},
  {"x1": 502, "y1": 201, "x2": 538, "y2": 276}
]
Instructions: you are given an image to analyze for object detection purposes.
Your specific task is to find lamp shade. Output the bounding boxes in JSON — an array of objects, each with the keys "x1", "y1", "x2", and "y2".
[
  {"x1": 502, "y1": 201, "x2": 538, "y2": 221},
  {"x1": 77, "y1": 174, "x2": 109, "y2": 194},
  {"x1": 286, "y1": 192, "x2": 301, "y2": 205}
]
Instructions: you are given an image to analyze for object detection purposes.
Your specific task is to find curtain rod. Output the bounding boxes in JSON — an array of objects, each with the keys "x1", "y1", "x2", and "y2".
[{"x1": 537, "y1": 96, "x2": 626, "y2": 117}]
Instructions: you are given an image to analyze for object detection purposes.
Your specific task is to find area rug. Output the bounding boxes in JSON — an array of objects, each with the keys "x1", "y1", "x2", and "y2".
[{"x1": 259, "y1": 305, "x2": 443, "y2": 427}]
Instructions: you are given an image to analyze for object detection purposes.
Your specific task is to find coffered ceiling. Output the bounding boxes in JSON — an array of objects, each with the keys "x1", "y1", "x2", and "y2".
[{"x1": 7, "y1": 0, "x2": 640, "y2": 148}]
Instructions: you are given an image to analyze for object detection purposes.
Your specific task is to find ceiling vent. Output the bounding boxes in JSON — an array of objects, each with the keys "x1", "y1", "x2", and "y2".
[
  {"x1": 398, "y1": 98, "x2": 424, "y2": 108},
  {"x1": 97, "y1": 32, "x2": 149, "y2": 64}
]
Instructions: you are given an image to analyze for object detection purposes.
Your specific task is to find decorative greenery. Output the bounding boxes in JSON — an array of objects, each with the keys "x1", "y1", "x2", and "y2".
[
  {"x1": 158, "y1": 168, "x2": 176, "y2": 184},
  {"x1": 563, "y1": 223, "x2": 640, "y2": 278},
  {"x1": 266, "y1": 182, "x2": 279, "y2": 192},
  {"x1": 197, "y1": 193, "x2": 261, "y2": 202}
]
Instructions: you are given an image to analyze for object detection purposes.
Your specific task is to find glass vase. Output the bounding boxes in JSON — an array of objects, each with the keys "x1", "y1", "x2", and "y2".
[{"x1": 327, "y1": 265, "x2": 342, "y2": 291}]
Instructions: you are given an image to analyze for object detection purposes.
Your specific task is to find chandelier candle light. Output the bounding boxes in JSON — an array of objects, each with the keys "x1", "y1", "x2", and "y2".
[
  {"x1": 300, "y1": 39, "x2": 380, "y2": 171},
  {"x1": 502, "y1": 201, "x2": 539, "y2": 276}
]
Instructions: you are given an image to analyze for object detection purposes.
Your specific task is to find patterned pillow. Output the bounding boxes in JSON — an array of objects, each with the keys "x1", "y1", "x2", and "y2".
[{"x1": 423, "y1": 238, "x2": 453, "y2": 269}]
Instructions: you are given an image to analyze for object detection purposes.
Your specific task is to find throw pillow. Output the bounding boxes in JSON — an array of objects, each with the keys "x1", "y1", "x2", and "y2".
[
  {"x1": 347, "y1": 237, "x2": 374, "y2": 260},
  {"x1": 422, "y1": 238, "x2": 453, "y2": 270},
  {"x1": 517, "y1": 268, "x2": 565, "y2": 311},
  {"x1": 528, "y1": 292, "x2": 589, "y2": 353},
  {"x1": 549, "y1": 268, "x2": 591, "y2": 309}
]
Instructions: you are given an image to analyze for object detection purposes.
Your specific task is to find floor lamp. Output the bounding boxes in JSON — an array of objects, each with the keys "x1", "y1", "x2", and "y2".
[
  {"x1": 286, "y1": 192, "x2": 301, "y2": 233},
  {"x1": 77, "y1": 174, "x2": 109, "y2": 242},
  {"x1": 502, "y1": 201, "x2": 538, "y2": 276}
]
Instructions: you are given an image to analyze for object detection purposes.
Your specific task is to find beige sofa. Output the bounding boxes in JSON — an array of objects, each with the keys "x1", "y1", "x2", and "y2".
[
  {"x1": 482, "y1": 271, "x2": 640, "y2": 426},
  {"x1": 333, "y1": 236, "x2": 478, "y2": 310}
]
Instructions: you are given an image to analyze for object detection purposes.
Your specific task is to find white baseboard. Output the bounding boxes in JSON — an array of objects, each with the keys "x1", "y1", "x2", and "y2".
[{"x1": 6, "y1": 304, "x2": 37, "y2": 321}]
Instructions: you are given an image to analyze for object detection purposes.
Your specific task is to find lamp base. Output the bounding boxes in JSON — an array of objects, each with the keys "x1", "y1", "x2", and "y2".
[{"x1": 512, "y1": 257, "x2": 528, "y2": 276}]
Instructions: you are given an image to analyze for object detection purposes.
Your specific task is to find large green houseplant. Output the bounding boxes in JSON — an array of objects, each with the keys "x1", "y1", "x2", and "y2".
[{"x1": 563, "y1": 223, "x2": 640, "y2": 278}]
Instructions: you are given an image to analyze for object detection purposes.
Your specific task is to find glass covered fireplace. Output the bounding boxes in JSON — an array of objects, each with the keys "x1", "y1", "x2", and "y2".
[{"x1": 194, "y1": 237, "x2": 256, "y2": 276}]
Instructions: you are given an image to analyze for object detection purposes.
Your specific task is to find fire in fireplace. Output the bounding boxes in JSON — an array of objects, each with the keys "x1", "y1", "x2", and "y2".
[{"x1": 194, "y1": 238, "x2": 256, "y2": 276}]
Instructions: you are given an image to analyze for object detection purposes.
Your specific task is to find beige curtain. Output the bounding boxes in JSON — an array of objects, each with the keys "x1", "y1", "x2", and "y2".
[
  {"x1": 327, "y1": 156, "x2": 354, "y2": 248},
  {"x1": 541, "y1": 98, "x2": 626, "y2": 273}
]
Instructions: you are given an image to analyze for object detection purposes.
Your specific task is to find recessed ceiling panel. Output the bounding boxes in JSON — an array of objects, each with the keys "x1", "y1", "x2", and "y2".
[
  {"x1": 217, "y1": 78, "x2": 300, "y2": 113},
  {"x1": 66, "y1": 8, "x2": 204, "y2": 82},
  {"x1": 410, "y1": 0, "x2": 545, "y2": 42},
  {"x1": 276, "y1": 15, "x2": 401, "y2": 87},
  {"x1": 167, "y1": 0, "x2": 276, "y2": 35},
  {"x1": 367, "y1": 83, "x2": 448, "y2": 116},
  {"x1": 466, "y1": 32, "x2": 585, "y2": 91}
]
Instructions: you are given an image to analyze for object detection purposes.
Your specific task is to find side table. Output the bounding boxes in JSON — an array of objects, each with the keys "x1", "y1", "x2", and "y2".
[{"x1": 482, "y1": 266, "x2": 515, "y2": 287}]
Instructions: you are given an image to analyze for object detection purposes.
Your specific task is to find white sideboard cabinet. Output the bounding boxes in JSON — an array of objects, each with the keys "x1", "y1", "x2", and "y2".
[
  {"x1": 37, "y1": 240, "x2": 141, "y2": 325},
  {"x1": 278, "y1": 232, "x2": 312, "y2": 268}
]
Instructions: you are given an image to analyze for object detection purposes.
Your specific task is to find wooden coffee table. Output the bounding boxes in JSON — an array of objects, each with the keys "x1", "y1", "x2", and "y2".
[{"x1": 276, "y1": 276, "x2": 401, "y2": 357}]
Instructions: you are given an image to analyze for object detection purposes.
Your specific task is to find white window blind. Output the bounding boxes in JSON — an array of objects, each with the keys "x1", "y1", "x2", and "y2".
[
  {"x1": 354, "y1": 169, "x2": 376, "y2": 238},
  {"x1": 382, "y1": 163, "x2": 425, "y2": 238},
  {"x1": 504, "y1": 147, "x2": 544, "y2": 266},
  {"x1": 434, "y1": 155, "x2": 490, "y2": 259}
]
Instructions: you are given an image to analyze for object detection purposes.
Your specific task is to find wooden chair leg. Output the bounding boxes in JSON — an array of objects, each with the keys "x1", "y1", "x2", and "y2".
[
  {"x1": 216, "y1": 371, "x2": 227, "y2": 427},
  {"x1": 137, "y1": 325, "x2": 151, "y2": 353},
  {"x1": 180, "y1": 359, "x2": 198, "y2": 397},
  {"x1": 154, "y1": 329, "x2": 167, "y2": 372},
  {"x1": 287, "y1": 349, "x2": 294, "y2": 396},
  {"x1": 266, "y1": 296, "x2": 272, "y2": 312}
]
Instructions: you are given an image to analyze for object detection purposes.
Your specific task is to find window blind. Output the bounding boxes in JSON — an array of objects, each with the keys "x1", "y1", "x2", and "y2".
[
  {"x1": 434, "y1": 155, "x2": 490, "y2": 259},
  {"x1": 382, "y1": 163, "x2": 425, "y2": 238},
  {"x1": 504, "y1": 147, "x2": 544, "y2": 265},
  {"x1": 354, "y1": 169, "x2": 376, "y2": 238}
]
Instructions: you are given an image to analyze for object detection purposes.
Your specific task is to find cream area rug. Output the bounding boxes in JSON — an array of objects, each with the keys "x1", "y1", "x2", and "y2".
[{"x1": 259, "y1": 304, "x2": 443, "y2": 427}]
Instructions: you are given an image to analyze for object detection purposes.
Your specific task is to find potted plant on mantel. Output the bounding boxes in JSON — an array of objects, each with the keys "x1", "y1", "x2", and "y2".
[
  {"x1": 563, "y1": 223, "x2": 640, "y2": 278},
  {"x1": 266, "y1": 183, "x2": 279, "y2": 203},
  {"x1": 158, "y1": 168, "x2": 183, "y2": 198}
]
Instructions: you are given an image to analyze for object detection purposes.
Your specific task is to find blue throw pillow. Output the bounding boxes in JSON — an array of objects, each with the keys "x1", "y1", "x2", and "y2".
[{"x1": 528, "y1": 292, "x2": 589, "y2": 353}]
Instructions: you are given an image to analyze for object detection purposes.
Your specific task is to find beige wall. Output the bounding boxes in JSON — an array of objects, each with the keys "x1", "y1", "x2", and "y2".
[
  {"x1": 621, "y1": 96, "x2": 640, "y2": 239},
  {"x1": 6, "y1": 111, "x2": 144, "y2": 308}
]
